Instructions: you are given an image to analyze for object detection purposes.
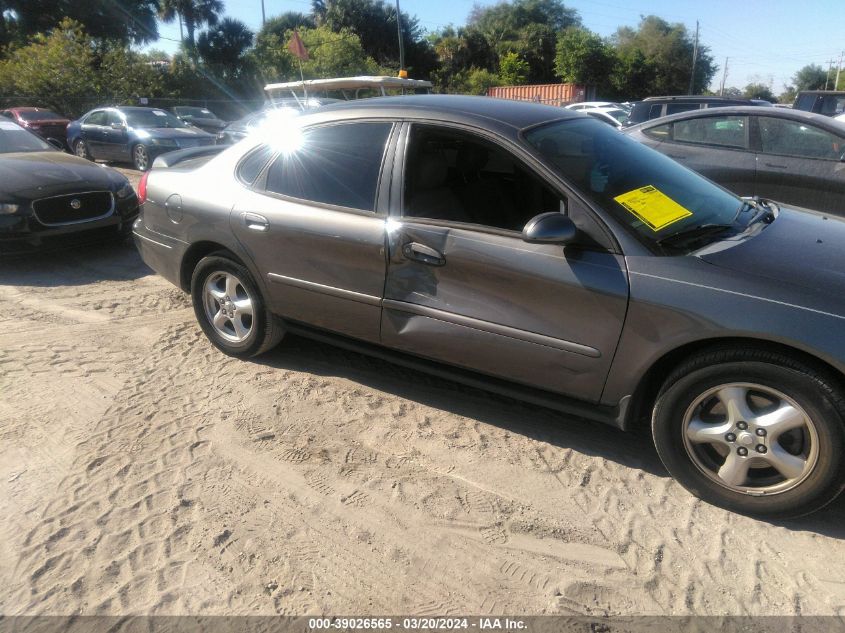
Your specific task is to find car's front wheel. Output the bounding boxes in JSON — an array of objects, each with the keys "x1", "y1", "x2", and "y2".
[
  {"x1": 190, "y1": 253, "x2": 284, "y2": 358},
  {"x1": 132, "y1": 144, "x2": 150, "y2": 171},
  {"x1": 652, "y1": 349, "x2": 845, "y2": 518}
]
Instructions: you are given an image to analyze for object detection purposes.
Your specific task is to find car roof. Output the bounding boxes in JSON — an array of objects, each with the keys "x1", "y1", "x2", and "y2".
[
  {"x1": 625, "y1": 105, "x2": 845, "y2": 132},
  {"x1": 312, "y1": 95, "x2": 578, "y2": 131},
  {"x1": 640, "y1": 95, "x2": 752, "y2": 102}
]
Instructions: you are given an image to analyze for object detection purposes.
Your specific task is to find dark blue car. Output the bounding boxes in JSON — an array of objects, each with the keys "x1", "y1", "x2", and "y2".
[{"x1": 67, "y1": 106, "x2": 216, "y2": 171}]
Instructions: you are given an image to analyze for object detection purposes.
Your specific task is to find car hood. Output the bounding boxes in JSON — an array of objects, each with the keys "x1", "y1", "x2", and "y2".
[
  {"x1": 699, "y1": 207, "x2": 845, "y2": 293},
  {"x1": 0, "y1": 151, "x2": 123, "y2": 198},
  {"x1": 133, "y1": 126, "x2": 215, "y2": 140}
]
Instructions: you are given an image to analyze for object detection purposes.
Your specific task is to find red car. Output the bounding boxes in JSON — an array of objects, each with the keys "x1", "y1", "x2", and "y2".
[{"x1": 0, "y1": 107, "x2": 71, "y2": 149}]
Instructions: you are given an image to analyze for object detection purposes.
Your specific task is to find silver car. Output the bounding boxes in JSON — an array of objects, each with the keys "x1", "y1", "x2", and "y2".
[{"x1": 134, "y1": 95, "x2": 845, "y2": 518}]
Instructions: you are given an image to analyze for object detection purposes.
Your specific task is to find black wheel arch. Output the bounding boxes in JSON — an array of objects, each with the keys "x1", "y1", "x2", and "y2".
[
  {"x1": 180, "y1": 240, "x2": 267, "y2": 297},
  {"x1": 623, "y1": 337, "x2": 845, "y2": 432}
]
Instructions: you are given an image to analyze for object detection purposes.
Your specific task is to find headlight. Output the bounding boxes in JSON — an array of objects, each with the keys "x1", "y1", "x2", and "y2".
[
  {"x1": 0, "y1": 203, "x2": 20, "y2": 215},
  {"x1": 116, "y1": 183, "x2": 134, "y2": 199}
]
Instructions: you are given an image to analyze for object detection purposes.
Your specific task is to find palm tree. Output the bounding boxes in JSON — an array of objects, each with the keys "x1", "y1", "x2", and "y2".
[
  {"x1": 159, "y1": 0, "x2": 224, "y2": 49},
  {"x1": 197, "y1": 18, "x2": 254, "y2": 79}
]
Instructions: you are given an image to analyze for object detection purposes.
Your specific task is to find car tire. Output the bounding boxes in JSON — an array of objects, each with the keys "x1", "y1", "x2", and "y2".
[
  {"x1": 652, "y1": 348, "x2": 845, "y2": 519},
  {"x1": 132, "y1": 144, "x2": 150, "y2": 172},
  {"x1": 190, "y1": 253, "x2": 284, "y2": 358},
  {"x1": 74, "y1": 139, "x2": 91, "y2": 160}
]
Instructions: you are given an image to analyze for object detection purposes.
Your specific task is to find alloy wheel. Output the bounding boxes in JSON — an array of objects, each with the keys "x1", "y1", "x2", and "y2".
[
  {"x1": 681, "y1": 382, "x2": 819, "y2": 495},
  {"x1": 202, "y1": 271, "x2": 254, "y2": 343}
]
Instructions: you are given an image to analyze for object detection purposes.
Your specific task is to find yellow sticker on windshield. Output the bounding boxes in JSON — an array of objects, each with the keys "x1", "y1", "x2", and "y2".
[{"x1": 614, "y1": 185, "x2": 693, "y2": 231}]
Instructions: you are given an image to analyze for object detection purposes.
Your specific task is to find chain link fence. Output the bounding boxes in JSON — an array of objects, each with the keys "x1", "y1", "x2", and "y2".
[{"x1": 0, "y1": 96, "x2": 266, "y2": 121}]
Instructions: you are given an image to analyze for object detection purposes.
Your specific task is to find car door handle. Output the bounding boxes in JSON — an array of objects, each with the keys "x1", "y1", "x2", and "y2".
[
  {"x1": 242, "y1": 212, "x2": 269, "y2": 232},
  {"x1": 764, "y1": 162, "x2": 789, "y2": 169},
  {"x1": 402, "y1": 242, "x2": 445, "y2": 266}
]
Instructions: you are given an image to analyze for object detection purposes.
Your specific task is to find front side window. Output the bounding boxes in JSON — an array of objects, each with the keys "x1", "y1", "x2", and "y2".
[
  {"x1": 758, "y1": 117, "x2": 842, "y2": 160},
  {"x1": 525, "y1": 117, "x2": 743, "y2": 251},
  {"x1": 673, "y1": 115, "x2": 747, "y2": 149},
  {"x1": 264, "y1": 122, "x2": 392, "y2": 211},
  {"x1": 402, "y1": 125, "x2": 560, "y2": 232}
]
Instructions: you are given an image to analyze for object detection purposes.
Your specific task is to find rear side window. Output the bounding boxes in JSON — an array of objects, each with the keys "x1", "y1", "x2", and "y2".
[
  {"x1": 819, "y1": 95, "x2": 845, "y2": 116},
  {"x1": 237, "y1": 145, "x2": 274, "y2": 185},
  {"x1": 85, "y1": 111, "x2": 107, "y2": 126},
  {"x1": 758, "y1": 117, "x2": 842, "y2": 160},
  {"x1": 264, "y1": 122, "x2": 392, "y2": 211},
  {"x1": 666, "y1": 103, "x2": 700, "y2": 115},
  {"x1": 795, "y1": 94, "x2": 817, "y2": 112},
  {"x1": 673, "y1": 115, "x2": 747, "y2": 149}
]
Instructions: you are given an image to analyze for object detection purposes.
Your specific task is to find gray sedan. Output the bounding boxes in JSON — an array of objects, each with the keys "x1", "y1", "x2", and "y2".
[
  {"x1": 624, "y1": 106, "x2": 845, "y2": 216},
  {"x1": 134, "y1": 96, "x2": 845, "y2": 518}
]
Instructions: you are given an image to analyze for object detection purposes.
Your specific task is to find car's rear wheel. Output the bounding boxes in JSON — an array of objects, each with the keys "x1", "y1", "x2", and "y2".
[
  {"x1": 652, "y1": 349, "x2": 845, "y2": 518},
  {"x1": 132, "y1": 144, "x2": 150, "y2": 171},
  {"x1": 190, "y1": 254, "x2": 284, "y2": 358},
  {"x1": 75, "y1": 139, "x2": 91, "y2": 160}
]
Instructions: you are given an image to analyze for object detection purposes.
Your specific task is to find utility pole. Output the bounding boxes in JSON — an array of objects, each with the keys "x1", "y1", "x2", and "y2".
[
  {"x1": 396, "y1": 0, "x2": 406, "y2": 77},
  {"x1": 836, "y1": 51, "x2": 844, "y2": 91},
  {"x1": 261, "y1": 0, "x2": 266, "y2": 26},
  {"x1": 178, "y1": 12, "x2": 183, "y2": 42},
  {"x1": 825, "y1": 58, "x2": 836, "y2": 90},
  {"x1": 688, "y1": 20, "x2": 699, "y2": 95},
  {"x1": 719, "y1": 57, "x2": 729, "y2": 96}
]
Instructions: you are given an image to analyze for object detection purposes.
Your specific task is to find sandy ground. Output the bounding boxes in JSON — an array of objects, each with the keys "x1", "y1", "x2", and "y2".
[{"x1": 2, "y1": 168, "x2": 845, "y2": 617}]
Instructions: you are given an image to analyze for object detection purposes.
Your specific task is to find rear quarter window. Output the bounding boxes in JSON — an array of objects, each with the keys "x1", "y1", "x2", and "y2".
[{"x1": 237, "y1": 145, "x2": 274, "y2": 185}]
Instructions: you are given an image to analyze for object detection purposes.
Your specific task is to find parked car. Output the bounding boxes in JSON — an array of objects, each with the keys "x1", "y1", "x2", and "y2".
[
  {"x1": 134, "y1": 95, "x2": 845, "y2": 518},
  {"x1": 566, "y1": 104, "x2": 629, "y2": 128},
  {"x1": 171, "y1": 106, "x2": 228, "y2": 134},
  {"x1": 0, "y1": 119, "x2": 138, "y2": 255},
  {"x1": 216, "y1": 99, "x2": 335, "y2": 145},
  {"x1": 1, "y1": 107, "x2": 70, "y2": 149},
  {"x1": 793, "y1": 90, "x2": 845, "y2": 117},
  {"x1": 567, "y1": 101, "x2": 630, "y2": 113},
  {"x1": 67, "y1": 106, "x2": 216, "y2": 171},
  {"x1": 625, "y1": 96, "x2": 764, "y2": 127},
  {"x1": 624, "y1": 106, "x2": 845, "y2": 216}
]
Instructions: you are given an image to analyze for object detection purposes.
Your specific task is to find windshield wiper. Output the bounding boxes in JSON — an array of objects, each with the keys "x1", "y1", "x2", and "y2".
[{"x1": 656, "y1": 223, "x2": 736, "y2": 249}]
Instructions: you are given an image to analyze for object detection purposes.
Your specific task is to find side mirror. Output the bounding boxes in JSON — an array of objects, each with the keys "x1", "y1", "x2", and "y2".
[
  {"x1": 110, "y1": 121, "x2": 125, "y2": 130},
  {"x1": 522, "y1": 212, "x2": 577, "y2": 244}
]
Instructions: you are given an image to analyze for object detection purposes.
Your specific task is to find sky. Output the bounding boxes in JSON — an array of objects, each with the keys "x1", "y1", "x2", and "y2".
[{"x1": 151, "y1": 0, "x2": 845, "y2": 95}]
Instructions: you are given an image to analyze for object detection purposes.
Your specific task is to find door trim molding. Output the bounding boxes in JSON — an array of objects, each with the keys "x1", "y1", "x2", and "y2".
[
  {"x1": 267, "y1": 272, "x2": 382, "y2": 307},
  {"x1": 383, "y1": 298, "x2": 601, "y2": 358}
]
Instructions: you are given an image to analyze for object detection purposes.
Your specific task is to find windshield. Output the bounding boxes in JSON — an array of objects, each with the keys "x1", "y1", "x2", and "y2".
[
  {"x1": 524, "y1": 118, "x2": 743, "y2": 252},
  {"x1": 18, "y1": 110, "x2": 63, "y2": 121},
  {"x1": 174, "y1": 107, "x2": 216, "y2": 118},
  {"x1": 124, "y1": 109, "x2": 187, "y2": 129},
  {"x1": 0, "y1": 122, "x2": 53, "y2": 153}
]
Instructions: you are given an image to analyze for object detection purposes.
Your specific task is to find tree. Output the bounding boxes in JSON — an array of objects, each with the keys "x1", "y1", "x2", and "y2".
[
  {"x1": 791, "y1": 64, "x2": 827, "y2": 91},
  {"x1": 252, "y1": 25, "x2": 381, "y2": 84},
  {"x1": 159, "y1": 0, "x2": 224, "y2": 49},
  {"x1": 197, "y1": 18, "x2": 254, "y2": 81},
  {"x1": 468, "y1": 0, "x2": 581, "y2": 83},
  {"x1": 429, "y1": 25, "x2": 497, "y2": 92},
  {"x1": 743, "y1": 82, "x2": 775, "y2": 102},
  {"x1": 554, "y1": 27, "x2": 615, "y2": 90},
  {"x1": 262, "y1": 12, "x2": 315, "y2": 39},
  {"x1": 314, "y1": 0, "x2": 437, "y2": 77},
  {"x1": 611, "y1": 16, "x2": 717, "y2": 98},
  {"x1": 498, "y1": 52, "x2": 529, "y2": 85},
  {"x1": 0, "y1": 19, "x2": 98, "y2": 116},
  {"x1": 4, "y1": 0, "x2": 160, "y2": 46}
]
